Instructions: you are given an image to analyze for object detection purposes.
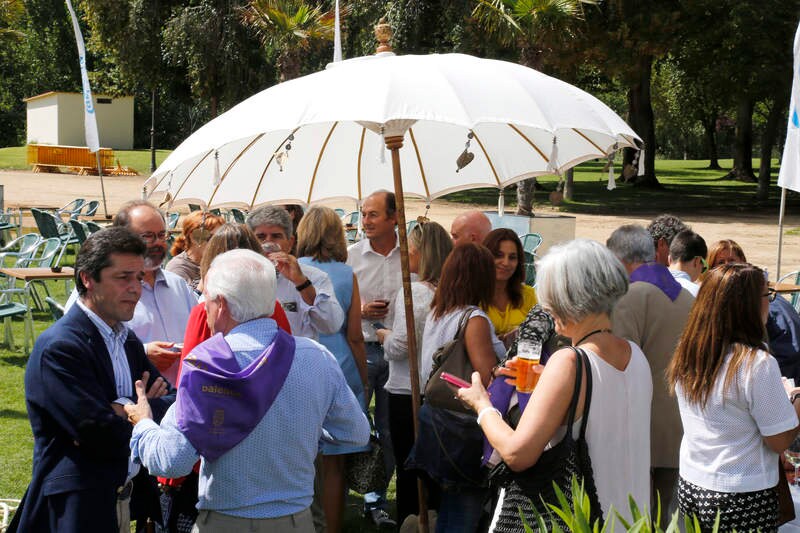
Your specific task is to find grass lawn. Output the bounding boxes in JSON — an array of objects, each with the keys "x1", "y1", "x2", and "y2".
[
  {"x1": 0, "y1": 146, "x2": 172, "y2": 174},
  {"x1": 442, "y1": 158, "x2": 795, "y2": 215}
]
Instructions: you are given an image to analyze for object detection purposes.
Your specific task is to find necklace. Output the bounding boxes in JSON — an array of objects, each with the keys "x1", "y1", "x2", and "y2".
[{"x1": 574, "y1": 328, "x2": 612, "y2": 346}]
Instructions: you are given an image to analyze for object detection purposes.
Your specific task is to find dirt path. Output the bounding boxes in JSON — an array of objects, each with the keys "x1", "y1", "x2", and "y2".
[{"x1": 2, "y1": 169, "x2": 798, "y2": 277}]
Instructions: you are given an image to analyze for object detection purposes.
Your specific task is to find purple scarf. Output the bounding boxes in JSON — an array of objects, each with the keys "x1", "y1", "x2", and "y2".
[
  {"x1": 630, "y1": 263, "x2": 682, "y2": 302},
  {"x1": 482, "y1": 379, "x2": 532, "y2": 466},
  {"x1": 176, "y1": 330, "x2": 295, "y2": 461}
]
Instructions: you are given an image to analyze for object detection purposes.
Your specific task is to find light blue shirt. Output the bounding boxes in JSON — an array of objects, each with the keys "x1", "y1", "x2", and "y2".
[
  {"x1": 75, "y1": 299, "x2": 133, "y2": 398},
  {"x1": 130, "y1": 318, "x2": 370, "y2": 519},
  {"x1": 66, "y1": 268, "x2": 198, "y2": 384}
]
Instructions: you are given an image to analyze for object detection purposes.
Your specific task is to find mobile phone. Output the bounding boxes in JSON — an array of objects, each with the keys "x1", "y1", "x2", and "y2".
[
  {"x1": 371, "y1": 322, "x2": 386, "y2": 330},
  {"x1": 440, "y1": 372, "x2": 471, "y2": 389}
]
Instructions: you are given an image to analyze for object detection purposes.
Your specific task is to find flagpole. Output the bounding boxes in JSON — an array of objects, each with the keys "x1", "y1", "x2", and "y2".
[{"x1": 96, "y1": 152, "x2": 109, "y2": 218}]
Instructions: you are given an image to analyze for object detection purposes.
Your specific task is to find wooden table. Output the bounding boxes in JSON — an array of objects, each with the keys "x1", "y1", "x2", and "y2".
[
  {"x1": 771, "y1": 281, "x2": 800, "y2": 293},
  {"x1": 0, "y1": 267, "x2": 74, "y2": 282},
  {"x1": 0, "y1": 267, "x2": 73, "y2": 352}
]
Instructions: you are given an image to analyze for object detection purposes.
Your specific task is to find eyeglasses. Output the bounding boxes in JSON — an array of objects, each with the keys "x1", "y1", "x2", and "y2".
[
  {"x1": 763, "y1": 288, "x2": 778, "y2": 302},
  {"x1": 139, "y1": 231, "x2": 167, "y2": 243},
  {"x1": 696, "y1": 256, "x2": 708, "y2": 273}
]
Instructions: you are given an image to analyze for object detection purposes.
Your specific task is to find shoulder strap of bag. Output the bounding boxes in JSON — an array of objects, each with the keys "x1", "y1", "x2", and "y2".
[
  {"x1": 563, "y1": 346, "x2": 584, "y2": 443},
  {"x1": 576, "y1": 348, "x2": 593, "y2": 441},
  {"x1": 453, "y1": 305, "x2": 477, "y2": 340}
]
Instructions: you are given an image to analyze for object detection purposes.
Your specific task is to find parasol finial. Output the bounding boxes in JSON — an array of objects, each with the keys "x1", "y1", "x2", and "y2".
[{"x1": 375, "y1": 18, "x2": 393, "y2": 54}]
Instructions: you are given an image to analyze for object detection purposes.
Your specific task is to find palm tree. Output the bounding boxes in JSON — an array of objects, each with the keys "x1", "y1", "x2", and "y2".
[
  {"x1": 473, "y1": 0, "x2": 596, "y2": 214},
  {"x1": 240, "y1": 0, "x2": 339, "y2": 82}
]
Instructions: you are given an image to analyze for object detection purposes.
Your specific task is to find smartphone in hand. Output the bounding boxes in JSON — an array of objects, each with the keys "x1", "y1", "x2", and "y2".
[{"x1": 440, "y1": 372, "x2": 471, "y2": 389}]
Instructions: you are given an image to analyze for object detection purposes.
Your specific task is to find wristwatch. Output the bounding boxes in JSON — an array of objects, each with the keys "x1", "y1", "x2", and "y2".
[{"x1": 295, "y1": 277, "x2": 313, "y2": 292}]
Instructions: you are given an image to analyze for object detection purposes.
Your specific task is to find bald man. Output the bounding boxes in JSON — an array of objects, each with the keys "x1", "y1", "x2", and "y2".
[{"x1": 450, "y1": 210, "x2": 492, "y2": 246}]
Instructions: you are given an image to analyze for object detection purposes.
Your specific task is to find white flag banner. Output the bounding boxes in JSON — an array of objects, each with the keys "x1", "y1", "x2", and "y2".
[
  {"x1": 65, "y1": 0, "x2": 100, "y2": 153},
  {"x1": 778, "y1": 20, "x2": 800, "y2": 193}
]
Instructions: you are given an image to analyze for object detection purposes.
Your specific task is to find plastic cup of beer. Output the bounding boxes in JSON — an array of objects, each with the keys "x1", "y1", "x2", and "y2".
[{"x1": 515, "y1": 339, "x2": 543, "y2": 393}]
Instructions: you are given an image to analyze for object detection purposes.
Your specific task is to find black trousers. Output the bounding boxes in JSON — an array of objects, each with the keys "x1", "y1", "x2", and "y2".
[{"x1": 388, "y1": 392, "x2": 440, "y2": 526}]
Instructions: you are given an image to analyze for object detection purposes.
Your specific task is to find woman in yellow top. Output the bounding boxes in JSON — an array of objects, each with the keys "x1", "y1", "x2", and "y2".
[{"x1": 483, "y1": 228, "x2": 537, "y2": 345}]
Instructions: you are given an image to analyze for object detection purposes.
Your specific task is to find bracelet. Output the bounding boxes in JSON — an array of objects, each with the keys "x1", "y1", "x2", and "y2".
[
  {"x1": 295, "y1": 278, "x2": 313, "y2": 292},
  {"x1": 792, "y1": 393, "x2": 800, "y2": 404},
  {"x1": 476, "y1": 406, "x2": 501, "y2": 425}
]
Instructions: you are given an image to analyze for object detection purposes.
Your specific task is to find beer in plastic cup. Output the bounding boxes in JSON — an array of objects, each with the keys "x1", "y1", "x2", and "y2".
[{"x1": 516, "y1": 339, "x2": 542, "y2": 393}]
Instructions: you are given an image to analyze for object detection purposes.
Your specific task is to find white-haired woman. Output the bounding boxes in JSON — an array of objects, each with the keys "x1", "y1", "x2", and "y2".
[{"x1": 457, "y1": 239, "x2": 653, "y2": 530}]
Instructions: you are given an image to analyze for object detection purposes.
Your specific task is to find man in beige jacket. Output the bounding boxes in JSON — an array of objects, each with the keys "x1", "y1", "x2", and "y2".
[{"x1": 607, "y1": 224, "x2": 694, "y2": 522}]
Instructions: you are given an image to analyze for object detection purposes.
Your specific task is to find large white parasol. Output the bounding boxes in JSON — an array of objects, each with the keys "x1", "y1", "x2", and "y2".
[{"x1": 143, "y1": 52, "x2": 639, "y2": 209}]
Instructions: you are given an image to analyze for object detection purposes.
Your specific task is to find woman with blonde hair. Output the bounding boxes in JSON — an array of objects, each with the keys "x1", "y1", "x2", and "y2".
[
  {"x1": 375, "y1": 220, "x2": 452, "y2": 525},
  {"x1": 668, "y1": 263, "x2": 799, "y2": 531},
  {"x1": 165, "y1": 210, "x2": 225, "y2": 291},
  {"x1": 296, "y1": 206, "x2": 368, "y2": 533}
]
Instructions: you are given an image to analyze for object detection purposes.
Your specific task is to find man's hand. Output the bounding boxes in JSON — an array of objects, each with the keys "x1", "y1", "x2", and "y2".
[
  {"x1": 145, "y1": 371, "x2": 169, "y2": 399},
  {"x1": 146, "y1": 341, "x2": 180, "y2": 371},
  {"x1": 268, "y1": 251, "x2": 305, "y2": 285},
  {"x1": 111, "y1": 403, "x2": 128, "y2": 418},
  {"x1": 124, "y1": 373, "x2": 153, "y2": 425},
  {"x1": 361, "y1": 300, "x2": 389, "y2": 320}
]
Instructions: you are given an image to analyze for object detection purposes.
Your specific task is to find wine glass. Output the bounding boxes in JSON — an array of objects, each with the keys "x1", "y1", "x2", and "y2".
[{"x1": 784, "y1": 439, "x2": 800, "y2": 486}]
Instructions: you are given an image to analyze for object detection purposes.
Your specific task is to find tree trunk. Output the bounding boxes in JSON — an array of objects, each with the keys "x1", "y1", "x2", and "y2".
[
  {"x1": 516, "y1": 180, "x2": 535, "y2": 216},
  {"x1": 702, "y1": 114, "x2": 721, "y2": 170},
  {"x1": 564, "y1": 168, "x2": 574, "y2": 200},
  {"x1": 627, "y1": 55, "x2": 659, "y2": 187},
  {"x1": 730, "y1": 95, "x2": 755, "y2": 182},
  {"x1": 515, "y1": 40, "x2": 542, "y2": 216},
  {"x1": 757, "y1": 99, "x2": 784, "y2": 200}
]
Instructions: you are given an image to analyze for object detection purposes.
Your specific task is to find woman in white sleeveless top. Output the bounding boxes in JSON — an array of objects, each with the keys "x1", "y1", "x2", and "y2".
[{"x1": 458, "y1": 239, "x2": 652, "y2": 529}]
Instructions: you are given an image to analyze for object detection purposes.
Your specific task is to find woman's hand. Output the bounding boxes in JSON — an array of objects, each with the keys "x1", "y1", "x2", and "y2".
[
  {"x1": 376, "y1": 328, "x2": 390, "y2": 344},
  {"x1": 457, "y1": 371, "x2": 493, "y2": 413}
]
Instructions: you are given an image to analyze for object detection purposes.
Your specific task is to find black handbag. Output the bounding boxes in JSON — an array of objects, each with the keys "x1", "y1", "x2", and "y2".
[
  {"x1": 344, "y1": 419, "x2": 387, "y2": 495},
  {"x1": 488, "y1": 347, "x2": 603, "y2": 530},
  {"x1": 424, "y1": 307, "x2": 477, "y2": 414}
]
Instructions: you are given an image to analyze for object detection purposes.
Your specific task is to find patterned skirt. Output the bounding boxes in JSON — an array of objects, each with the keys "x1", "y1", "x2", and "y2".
[
  {"x1": 491, "y1": 482, "x2": 569, "y2": 533},
  {"x1": 678, "y1": 477, "x2": 778, "y2": 533}
]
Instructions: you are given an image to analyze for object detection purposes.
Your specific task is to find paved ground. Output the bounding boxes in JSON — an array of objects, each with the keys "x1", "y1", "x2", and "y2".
[{"x1": 2, "y1": 169, "x2": 799, "y2": 277}]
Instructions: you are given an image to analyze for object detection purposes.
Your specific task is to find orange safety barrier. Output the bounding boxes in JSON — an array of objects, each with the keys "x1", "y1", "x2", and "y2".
[{"x1": 27, "y1": 144, "x2": 114, "y2": 175}]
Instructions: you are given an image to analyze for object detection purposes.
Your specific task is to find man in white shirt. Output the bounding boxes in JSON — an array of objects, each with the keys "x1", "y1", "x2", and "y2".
[
  {"x1": 449, "y1": 210, "x2": 492, "y2": 247},
  {"x1": 246, "y1": 205, "x2": 343, "y2": 339},
  {"x1": 346, "y1": 190, "x2": 402, "y2": 528},
  {"x1": 668, "y1": 229, "x2": 707, "y2": 298}
]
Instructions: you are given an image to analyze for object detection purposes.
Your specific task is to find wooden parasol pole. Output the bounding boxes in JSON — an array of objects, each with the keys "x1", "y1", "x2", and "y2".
[{"x1": 385, "y1": 134, "x2": 429, "y2": 533}]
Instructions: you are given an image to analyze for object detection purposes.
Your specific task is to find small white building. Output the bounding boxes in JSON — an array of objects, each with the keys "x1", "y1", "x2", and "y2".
[{"x1": 24, "y1": 91, "x2": 134, "y2": 150}]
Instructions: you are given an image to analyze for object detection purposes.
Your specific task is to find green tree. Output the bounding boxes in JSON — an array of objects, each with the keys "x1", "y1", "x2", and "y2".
[
  {"x1": 472, "y1": 0, "x2": 596, "y2": 214},
  {"x1": 163, "y1": 0, "x2": 273, "y2": 118},
  {"x1": 240, "y1": 0, "x2": 338, "y2": 82},
  {"x1": 0, "y1": 0, "x2": 25, "y2": 45}
]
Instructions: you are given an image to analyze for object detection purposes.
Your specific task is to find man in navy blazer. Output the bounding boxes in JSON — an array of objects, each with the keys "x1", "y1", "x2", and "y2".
[{"x1": 11, "y1": 227, "x2": 172, "y2": 533}]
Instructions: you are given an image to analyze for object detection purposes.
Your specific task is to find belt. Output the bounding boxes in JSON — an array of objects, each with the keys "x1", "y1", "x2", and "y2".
[{"x1": 117, "y1": 480, "x2": 133, "y2": 500}]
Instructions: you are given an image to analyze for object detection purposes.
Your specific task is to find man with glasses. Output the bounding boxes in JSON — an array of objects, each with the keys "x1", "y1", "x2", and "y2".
[{"x1": 667, "y1": 229, "x2": 707, "y2": 297}]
